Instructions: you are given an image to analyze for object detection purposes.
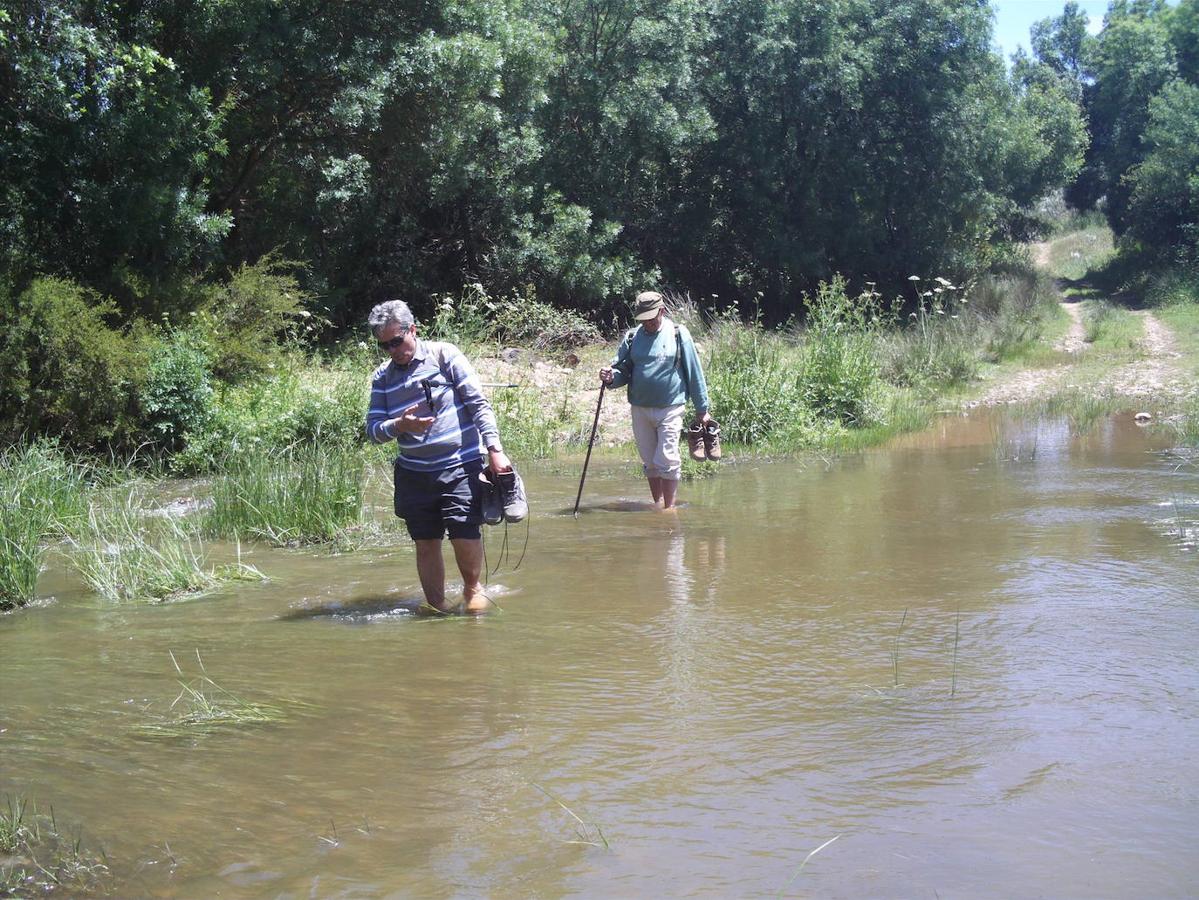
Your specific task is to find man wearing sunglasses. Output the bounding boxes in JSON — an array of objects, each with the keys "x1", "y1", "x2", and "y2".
[{"x1": 365, "y1": 300, "x2": 513, "y2": 614}]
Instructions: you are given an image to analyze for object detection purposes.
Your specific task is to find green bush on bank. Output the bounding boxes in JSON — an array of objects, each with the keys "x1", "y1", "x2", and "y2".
[
  {"x1": 1145, "y1": 265, "x2": 1199, "y2": 309},
  {"x1": 428, "y1": 284, "x2": 601, "y2": 351},
  {"x1": 141, "y1": 330, "x2": 216, "y2": 454},
  {"x1": 0, "y1": 277, "x2": 144, "y2": 449},
  {"x1": 192, "y1": 255, "x2": 322, "y2": 381},
  {"x1": 797, "y1": 277, "x2": 882, "y2": 425},
  {"x1": 172, "y1": 363, "x2": 366, "y2": 474}
]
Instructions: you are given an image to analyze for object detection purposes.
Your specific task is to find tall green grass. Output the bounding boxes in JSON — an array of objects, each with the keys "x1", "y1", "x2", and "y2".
[
  {"x1": 172, "y1": 361, "x2": 366, "y2": 474},
  {"x1": 204, "y1": 443, "x2": 365, "y2": 545},
  {"x1": 0, "y1": 441, "x2": 89, "y2": 610},
  {"x1": 1082, "y1": 300, "x2": 1142, "y2": 352},
  {"x1": 492, "y1": 384, "x2": 564, "y2": 459}
]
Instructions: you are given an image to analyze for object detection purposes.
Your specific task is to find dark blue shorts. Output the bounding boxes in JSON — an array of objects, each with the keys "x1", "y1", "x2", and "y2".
[{"x1": 393, "y1": 458, "x2": 484, "y2": 541}]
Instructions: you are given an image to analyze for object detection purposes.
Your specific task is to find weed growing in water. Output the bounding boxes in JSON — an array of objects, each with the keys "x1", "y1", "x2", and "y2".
[
  {"x1": 892, "y1": 608, "x2": 908, "y2": 687},
  {"x1": 74, "y1": 486, "x2": 264, "y2": 602},
  {"x1": 205, "y1": 443, "x2": 365, "y2": 545},
  {"x1": 530, "y1": 783, "x2": 609, "y2": 849},
  {"x1": 776, "y1": 833, "x2": 842, "y2": 897},
  {"x1": 138, "y1": 650, "x2": 291, "y2": 737},
  {"x1": 0, "y1": 441, "x2": 90, "y2": 609},
  {"x1": 951, "y1": 607, "x2": 961, "y2": 698},
  {"x1": 1169, "y1": 393, "x2": 1199, "y2": 447},
  {"x1": 0, "y1": 796, "x2": 110, "y2": 895},
  {"x1": 1032, "y1": 389, "x2": 1125, "y2": 434}
]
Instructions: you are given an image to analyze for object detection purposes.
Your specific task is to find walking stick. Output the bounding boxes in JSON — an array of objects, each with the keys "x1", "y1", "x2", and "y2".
[{"x1": 573, "y1": 383, "x2": 606, "y2": 518}]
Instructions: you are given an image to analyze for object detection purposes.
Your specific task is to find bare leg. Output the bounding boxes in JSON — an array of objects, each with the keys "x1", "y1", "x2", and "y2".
[
  {"x1": 660, "y1": 478, "x2": 678, "y2": 509},
  {"x1": 648, "y1": 476, "x2": 663, "y2": 505},
  {"x1": 450, "y1": 537, "x2": 491, "y2": 613},
  {"x1": 414, "y1": 539, "x2": 448, "y2": 609}
]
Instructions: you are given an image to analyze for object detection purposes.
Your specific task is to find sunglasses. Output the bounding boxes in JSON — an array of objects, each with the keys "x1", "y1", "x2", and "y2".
[{"x1": 377, "y1": 328, "x2": 412, "y2": 351}]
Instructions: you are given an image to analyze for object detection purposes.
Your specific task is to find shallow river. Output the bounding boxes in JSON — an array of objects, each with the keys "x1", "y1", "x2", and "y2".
[{"x1": 2, "y1": 411, "x2": 1197, "y2": 898}]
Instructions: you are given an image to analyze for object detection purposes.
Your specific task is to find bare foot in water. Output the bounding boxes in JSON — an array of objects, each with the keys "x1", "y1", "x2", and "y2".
[{"x1": 463, "y1": 589, "x2": 493, "y2": 614}]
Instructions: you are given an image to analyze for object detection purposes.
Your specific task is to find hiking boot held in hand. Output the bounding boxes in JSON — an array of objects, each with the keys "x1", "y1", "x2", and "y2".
[
  {"x1": 478, "y1": 471, "x2": 503, "y2": 526},
  {"x1": 494, "y1": 469, "x2": 528, "y2": 522},
  {"x1": 703, "y1": 422, "x2": 722, "y2": 460},
  {"x1": 686, "y1": 422, "x2": 706, "y2": 461}
]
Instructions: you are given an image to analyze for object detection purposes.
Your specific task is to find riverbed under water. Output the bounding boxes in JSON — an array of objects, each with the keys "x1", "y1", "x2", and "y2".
[{"x1": 2, "y1": 410, "x2": 1197, "y2": 898}]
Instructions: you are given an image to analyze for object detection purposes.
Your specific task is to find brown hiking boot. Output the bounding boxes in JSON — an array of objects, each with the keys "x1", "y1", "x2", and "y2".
[
  {"x1": 703, "y1": 422, "x2": 722, "y2": 460},
  {"x1": 686, "y1": 422, "x2": 706, "y2": 461}
]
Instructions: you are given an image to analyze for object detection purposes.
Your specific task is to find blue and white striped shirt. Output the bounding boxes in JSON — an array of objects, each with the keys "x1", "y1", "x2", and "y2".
[{"x1": 365, "y1": 340, "x2": 501, "y2": 472}]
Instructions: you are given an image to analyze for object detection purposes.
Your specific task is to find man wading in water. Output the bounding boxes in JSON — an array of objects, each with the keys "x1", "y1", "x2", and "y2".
[
  {"x1": 599, "y1": 291, "x2": 715, "y2": 510},
  {"x1": 365, "y1": 300, "x2": 519, "y2": 614}
]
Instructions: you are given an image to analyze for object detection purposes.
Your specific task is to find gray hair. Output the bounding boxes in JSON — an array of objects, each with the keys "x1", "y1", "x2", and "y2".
[{"x1": 367, "y1": 300, "x2": 415, "y2": 335}]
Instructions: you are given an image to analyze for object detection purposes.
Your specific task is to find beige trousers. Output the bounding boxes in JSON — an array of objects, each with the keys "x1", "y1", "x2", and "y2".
[{"x1": 630, "y1": 404, "x2": 685, "y2": 481}]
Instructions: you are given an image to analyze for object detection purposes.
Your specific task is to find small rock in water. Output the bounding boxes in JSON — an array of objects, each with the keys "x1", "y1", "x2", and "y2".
[{"x1": 1135, "y1": 411, "x2": 1152, "y2": 424}]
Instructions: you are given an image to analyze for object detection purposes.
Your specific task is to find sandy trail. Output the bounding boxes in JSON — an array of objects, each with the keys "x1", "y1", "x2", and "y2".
[{"x1": 969, "y1": 243, "x2": 1193, "y2": 408}]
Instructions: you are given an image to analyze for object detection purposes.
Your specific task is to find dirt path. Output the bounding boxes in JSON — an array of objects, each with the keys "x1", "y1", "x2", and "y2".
[{"x1": 968, "y1": 244, "x2": 1193, "y2": 408}]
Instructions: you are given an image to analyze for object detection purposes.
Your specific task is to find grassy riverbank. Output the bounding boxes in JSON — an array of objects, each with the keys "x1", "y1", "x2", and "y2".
[{"x1": 5, "y1": 230, "x2": 1199, "y2": 612}]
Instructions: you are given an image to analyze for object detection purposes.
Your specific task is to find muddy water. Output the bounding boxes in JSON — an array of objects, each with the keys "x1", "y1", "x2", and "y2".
[{"x1": 2, "y1": 412, "x2": 1197, "y2": 898}]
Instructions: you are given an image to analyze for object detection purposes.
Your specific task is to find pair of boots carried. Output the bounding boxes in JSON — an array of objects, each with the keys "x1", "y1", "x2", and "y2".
[
  {"x1": 686, "y1": 420, "x2": 722, "y2": 462},
  {"x1": 478, "y1": 468, "x2": 528, "y2": 525}
]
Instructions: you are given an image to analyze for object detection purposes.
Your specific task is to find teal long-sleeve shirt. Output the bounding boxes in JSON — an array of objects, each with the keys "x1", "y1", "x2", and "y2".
[{"x1": 608, "y1": 318, "x2": 710, "y2": 412}]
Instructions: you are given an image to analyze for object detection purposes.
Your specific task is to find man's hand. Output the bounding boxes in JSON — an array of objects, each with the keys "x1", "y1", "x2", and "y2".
[
  {"x1": 599, "y1": 366, "x2": 614, "y2": 386},
  {"x1": 388, "y1": 403, "x2": 435, "y2": 436},
  {"x1": 488, "y1": 448, "x2": 513, "y2": 473},
  {"x1": 697, "y1": 410, "x2": 713, "y2": 425}
]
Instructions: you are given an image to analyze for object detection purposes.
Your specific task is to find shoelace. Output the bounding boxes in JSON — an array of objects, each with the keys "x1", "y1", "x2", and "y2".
[{"x1": 483, "y1": 514, "x2": 530, "y2": 581}]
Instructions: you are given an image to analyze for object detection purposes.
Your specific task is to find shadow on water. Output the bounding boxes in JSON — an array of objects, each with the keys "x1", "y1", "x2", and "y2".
[{"x1": 277, "y1": 593, "x2": 427, "y2": 623}]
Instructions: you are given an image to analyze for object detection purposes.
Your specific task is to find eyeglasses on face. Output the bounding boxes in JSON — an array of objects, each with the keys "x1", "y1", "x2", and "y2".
[{"x1": 377, "y1": 327, "x2": 413, "y2": 351}]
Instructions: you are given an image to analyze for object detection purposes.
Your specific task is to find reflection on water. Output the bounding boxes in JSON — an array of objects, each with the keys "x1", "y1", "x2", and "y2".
[{"x1": 1, "y1": 410, "x2": 1198, "y2": 898}]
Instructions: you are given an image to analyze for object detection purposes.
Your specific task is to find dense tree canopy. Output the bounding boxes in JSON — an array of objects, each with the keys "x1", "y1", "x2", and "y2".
[
  {"x1": 1054, "y1": 0, "x2": 1198, "y2": 265},
  {"x1": 2, "y1": 0, "x2": 1094, "y2": 326}
]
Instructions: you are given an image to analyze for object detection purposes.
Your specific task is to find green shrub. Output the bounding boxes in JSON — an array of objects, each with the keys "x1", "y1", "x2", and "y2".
[
  {"x1": 797, "y1": 277, "x2": 882, "y2": 426},
  {"x1": 139, "y1": 331, "x2": 215, "y2": 453},
  {"x1": 171, "y1": 363, "x2": 366, "y2": 474},
  {"x1": 193, "y1": 256, "x2": 320, "y2": 381},
  {"x1": 0, "y1": 277, "x2": 143, "y2": 448},
  {"x1": 703, "y1": 315, "x2": 804, "y2": 445},
  {"x1": 427, "y1": 283, "x2": 601, "y2": 351}
]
